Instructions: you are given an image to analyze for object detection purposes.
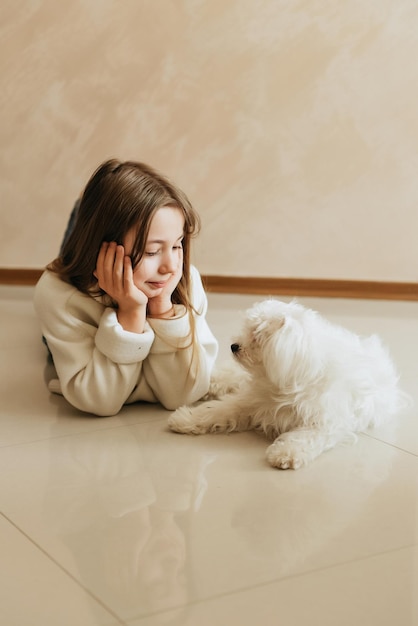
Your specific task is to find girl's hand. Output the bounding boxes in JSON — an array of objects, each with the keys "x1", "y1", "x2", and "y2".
[{"x1": 95, "y1": 242, "x2": 147, "y2": 332}]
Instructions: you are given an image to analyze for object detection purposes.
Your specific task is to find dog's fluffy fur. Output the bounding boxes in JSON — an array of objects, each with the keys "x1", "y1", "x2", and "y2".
[{"x1": 168, "y1": 299, "x2": 407, "y2": 469}]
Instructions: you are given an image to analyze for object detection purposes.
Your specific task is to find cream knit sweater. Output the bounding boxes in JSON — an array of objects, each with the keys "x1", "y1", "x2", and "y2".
[{"x1": 34, "y1": 265, "x2": 218, "y2": 416}]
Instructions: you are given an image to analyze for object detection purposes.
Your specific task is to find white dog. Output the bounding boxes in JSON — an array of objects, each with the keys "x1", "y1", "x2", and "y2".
[{"x1": 168, "y1": 299, "x2": 406, "y2": 469}]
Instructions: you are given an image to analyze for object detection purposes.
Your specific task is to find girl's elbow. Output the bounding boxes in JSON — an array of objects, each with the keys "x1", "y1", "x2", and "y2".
[
  {"x1": 160, "y1": 379, "x2": 211, "y2": 411},
  {"x1": 63, "y1": 389, "x2": 124, "y2": 417}
]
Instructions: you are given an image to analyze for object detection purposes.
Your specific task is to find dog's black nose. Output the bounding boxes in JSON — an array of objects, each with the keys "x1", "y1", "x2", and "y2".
[{"x1": 231, "y1": 343, "x2": 240, "y2": 354}]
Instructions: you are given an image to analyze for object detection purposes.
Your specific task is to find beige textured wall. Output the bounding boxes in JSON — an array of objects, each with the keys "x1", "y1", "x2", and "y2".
[{"x1": 1, "y1": 0, "x2": 418, "y2": 281}]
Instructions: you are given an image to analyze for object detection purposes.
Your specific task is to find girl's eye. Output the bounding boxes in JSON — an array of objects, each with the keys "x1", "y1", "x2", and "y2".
[{"x1": 145, "y1": 251, "x2": 158, "y2": 257}]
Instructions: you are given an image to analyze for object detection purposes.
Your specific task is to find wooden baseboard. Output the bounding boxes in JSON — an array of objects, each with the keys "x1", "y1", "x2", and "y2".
[
  {"x1": 0, "y1": 268, "x2": 43, "y2": 285},
  {"x1": 1, "y1": 268, "x2": 418, "y2": 301},
  {"x1": 202, "y1": 275, "x2": 418, "y2": 301}
]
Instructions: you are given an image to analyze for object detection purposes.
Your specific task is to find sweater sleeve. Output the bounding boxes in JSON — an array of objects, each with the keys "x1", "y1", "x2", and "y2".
[
  {"x1": 144, "y1": 266, "x2": 218, "y2": 410},
  {"x1": 34, "y1": 272, "x2": 155, "y2": 416},
  {"x1": 34, "y1": 267, "x2": 218, "y2": 416}
]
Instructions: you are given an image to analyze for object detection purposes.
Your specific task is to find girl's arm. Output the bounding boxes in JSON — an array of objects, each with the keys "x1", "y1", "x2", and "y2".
[
  {"x1": 34, "y1": 272, "x2": 155, "y2": 416},
  {"x1": 34, "y1": 267, "x2": 218, "y2": 415},
  {"x1": 143, "y1": 266, "x2": 219, "y2": 410}
]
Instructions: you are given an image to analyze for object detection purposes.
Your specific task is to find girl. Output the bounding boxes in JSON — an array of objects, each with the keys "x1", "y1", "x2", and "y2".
[{"x1": 34, "y1": 159, "x2": 218, "y2": 416}]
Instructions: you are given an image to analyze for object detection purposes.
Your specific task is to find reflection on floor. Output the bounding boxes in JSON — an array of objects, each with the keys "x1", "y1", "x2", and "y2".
[{"x1": 0, "y1": 285, "x2": 417, "y2": 626}]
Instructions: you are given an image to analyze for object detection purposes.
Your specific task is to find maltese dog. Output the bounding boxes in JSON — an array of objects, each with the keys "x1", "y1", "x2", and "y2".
[{"x1": 168, "y1": 299, "x2": 407, "y2": 469}]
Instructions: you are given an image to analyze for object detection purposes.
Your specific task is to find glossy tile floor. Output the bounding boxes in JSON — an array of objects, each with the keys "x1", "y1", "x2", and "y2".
[{"x1": 1, "y1": 285, "x2": 418, "y2": 625}]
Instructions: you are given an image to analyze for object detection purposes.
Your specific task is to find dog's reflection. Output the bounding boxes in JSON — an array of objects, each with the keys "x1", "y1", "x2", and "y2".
[{"x1": 229, "y1": 433, "x2": 399, "y2": 575}]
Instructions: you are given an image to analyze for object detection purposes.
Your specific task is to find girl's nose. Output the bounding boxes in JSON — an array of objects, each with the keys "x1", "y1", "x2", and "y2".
[{"x1": 160, "y1": 251, "x2": 177, "y2": 273}]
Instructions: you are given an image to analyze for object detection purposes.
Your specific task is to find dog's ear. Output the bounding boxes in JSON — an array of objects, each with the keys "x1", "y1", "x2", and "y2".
[
  {"x1": 253, "y1": 315, "x2": 286, "y2": 344},
  {"x1": 262, "y1": 311, "x2": 324, "y2": 388},
  {"x1": 270, "y1": 316, "x2": 286, "y2": 332}
]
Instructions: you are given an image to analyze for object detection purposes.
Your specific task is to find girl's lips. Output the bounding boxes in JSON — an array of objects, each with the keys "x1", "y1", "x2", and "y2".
[{"x1": 147, "y1": 281, "x2": 167, "y2": 289}]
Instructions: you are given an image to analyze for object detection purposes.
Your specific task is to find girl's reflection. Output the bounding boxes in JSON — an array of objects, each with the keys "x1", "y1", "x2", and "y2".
[{"x1": 43, "y1": 416, "x2": 215, "y2": 621}]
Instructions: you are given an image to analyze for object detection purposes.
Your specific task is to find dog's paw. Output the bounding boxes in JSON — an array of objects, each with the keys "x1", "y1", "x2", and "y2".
[
  {"x1": 168, "y1": 406, "x2": 208, "y2": 435},
  {"x1": 266, "y1": 440, "x2": 307, "y2": 470}
]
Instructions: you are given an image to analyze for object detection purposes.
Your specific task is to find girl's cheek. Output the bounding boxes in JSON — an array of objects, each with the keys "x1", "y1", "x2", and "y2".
[
  {"x1": 134, "y1": 257, "x2": 151, "y2": 276},
  {"x1": 132, "y1": 266, "x2": 147, "y2": 287}
]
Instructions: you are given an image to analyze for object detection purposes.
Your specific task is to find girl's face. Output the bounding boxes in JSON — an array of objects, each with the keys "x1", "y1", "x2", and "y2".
[{"x1": 124, "y1": 206, "x2": 185, "y2": 298}]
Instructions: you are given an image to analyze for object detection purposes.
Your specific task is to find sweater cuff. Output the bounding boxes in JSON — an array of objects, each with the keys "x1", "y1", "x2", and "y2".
[{"x1": 95, "y1": 308, "x2": 154, "y2": 363}]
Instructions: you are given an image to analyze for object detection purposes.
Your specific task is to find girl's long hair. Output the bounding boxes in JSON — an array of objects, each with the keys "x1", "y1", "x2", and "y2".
[
  {"x1": 47, "y1": 159, "x2": 200, "y2": 356},
  {"x1": 49, "y1": 159, "x2": 201, "y2": 337}
]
